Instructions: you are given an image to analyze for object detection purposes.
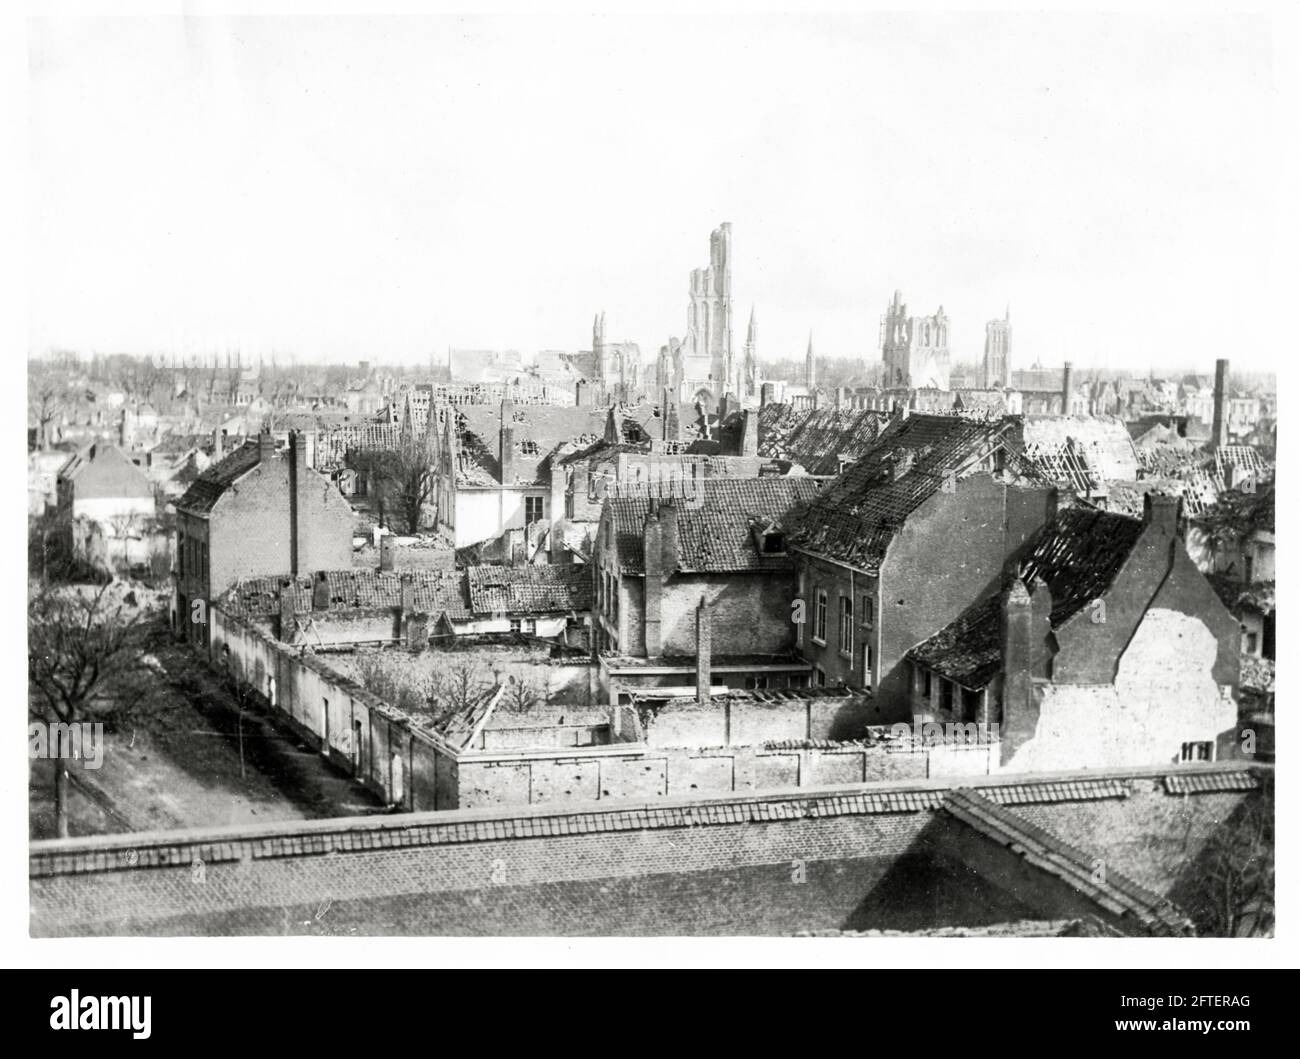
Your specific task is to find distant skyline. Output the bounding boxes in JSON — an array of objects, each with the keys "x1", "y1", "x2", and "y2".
[{"x1": 28, "y1": 14, "x2": 1277, "y2": 372}]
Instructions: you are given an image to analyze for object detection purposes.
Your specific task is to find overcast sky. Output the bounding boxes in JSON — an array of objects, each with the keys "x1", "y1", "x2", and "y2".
[{"x1": 27, "y1": 12, "x2": 1277, "y2": 373}]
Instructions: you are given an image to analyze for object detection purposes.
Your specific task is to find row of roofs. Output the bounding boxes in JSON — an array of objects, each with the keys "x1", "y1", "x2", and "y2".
[{"x1": 218, "y1": 563, "x2": 592, "y2": 621}]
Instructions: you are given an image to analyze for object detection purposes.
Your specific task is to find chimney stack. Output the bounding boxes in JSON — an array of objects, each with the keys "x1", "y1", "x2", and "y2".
[
  {"x1": 1142, "y1": 492, "x2": 1182, "y2": 539},
  {"x1": 258, "y1": 430, "x2": 275, "y2": 463},
  {"x1": 740, "y1": 409, "x2": 758, "y2": 457},
  {"x1": 643, "y1": 509, "x2": 663, "y2": 658},
  {"x1": 379, "y1": 533, "x2": 395, "y2": 572},
  {"x1": 499, "y1": 400, "x2": 515, "y2": 484},
  {"x1": 760, "y1": 382, "x2": 776, "y2": 410},
  {"x1": 575, "y1": 379, "x2": 590, "y2": 407},
  {"x1": 399, "y1": 572, "x2": 415, "y2": 619},
  {"x1": 212, "y1": 427, "x2": 224, "y2": 462},
  {"x1": 288, "y1": 430, "x2": 307, "y2": 576},
  {"x1": 1000, "y1": 578, "x2": 1034, "y2": 728},
  {"x1": 659, "y1": 499, "x2": 678, "y2": 576},
  {"x1": 695, "y1": 595, "x2": 712, "y2": 704},
  {"x1": 278, "y1": 579, "x2": 296, "y2": 642},
  {"x1": 312, "y1": 571, "x2": 330, "y2": 611},
  {"x1": 1061, "y1": 361, "x2": 1075, "y2": 416},
  {"x1": 662, "y1": 388, "x2": 680, "y2": 441},
  {"x1": 1212, "y1": 358, "x2": 1230, "y2": 449}
]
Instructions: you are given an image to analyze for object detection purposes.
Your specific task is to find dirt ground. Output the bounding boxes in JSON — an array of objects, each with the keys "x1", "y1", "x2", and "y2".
[{"x1": 30, "y1": 629, "x2": 385, "y2": 840}]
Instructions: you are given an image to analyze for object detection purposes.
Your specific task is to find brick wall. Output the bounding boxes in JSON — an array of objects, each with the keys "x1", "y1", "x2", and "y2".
[
  {"x1": 31, "y1": 767, "x2": 1262, "y2": 936},
  {"x1": 209, "y1": 457, "x2": 353, "y2": 598}
]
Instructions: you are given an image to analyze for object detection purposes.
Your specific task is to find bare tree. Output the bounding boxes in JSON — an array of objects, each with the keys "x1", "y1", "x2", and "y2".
[
  {"x1": 350, "y1": 426, "x2": 436, "y2": 534},
  {"x1": 500, "y1": 674, "x2": 542, "y2": 715},
  {"x1": 28, "y1": 584, "x2": 143, "y2": 836},
  {"x1": 1183, "y1": 780, "x2": 1275, "y2": 937},
  {"x1": 429, "y1": 660, "x2": 493, "y2": 725}
]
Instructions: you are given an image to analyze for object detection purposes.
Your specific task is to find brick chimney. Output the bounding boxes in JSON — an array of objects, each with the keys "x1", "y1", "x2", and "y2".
[
  {"x1": 312, "y1": 571, "x2": 330, "y2": 611},
  {"x1": 277, "y1": 579, "x2": 296, "y2": 642},
  {"x1": 288, "y1": 430, "x2": 308, "y2": 576},
  {"x1": 399, "y1": 572, "x2": 415, "y2": 619},
  {"x1": 604, "y1": 406, "x2": 619, "y2": 445},
  {"x1": 695, "y1": 595, "x2": 712, "y2": 704},
  {"x1": 760, "y1": 382, "x2": 776, "y2": 410},
  {"x1": 575, "y1": 379, "x2": 590, "y2": 407},
  {"x1": 658, "y1": 499, "x2": 678, "y2": 575},
  {"x1": 740, "y1": 409, "x2": 758, "y2": 457},
  {"x1": 1143, "y1": 492, "x2": 1182, "y2": 540},
  {"x1": 643, "y1": 507, "x2": 663, "y2": 657},
  {"x1": 1212, "y1": 358, "x2": 1230, "y2": 449},
  {"x1": 379, "y1": 533, "x2": 395, "y2": 572},
  {"x1": 258, "y1": 430, "x2": 275, "y2": 463},
  {"x1": 1061, "y1": 361, "x2": 1075, "y2": 416},
  {"x1": 835, "y1": 386, "x2": 846, "y2": 409},
  {"x1": 498, "y1": 400, "x2": 514, "y2": 484},
  {"x1": 662, "y1": 388, "x2": 680, "y2": 441},
  {"x1": 212, "y1": 427, "x2": 224, "y2": 462},
  {"x1": 1000, "y1": 577, "x2": 1034, "y2": 728}
]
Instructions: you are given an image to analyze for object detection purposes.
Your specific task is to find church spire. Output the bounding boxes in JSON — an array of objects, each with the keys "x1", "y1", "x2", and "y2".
[{"x1": 805, "y1": 332, "x2": 816, "y2": 389}]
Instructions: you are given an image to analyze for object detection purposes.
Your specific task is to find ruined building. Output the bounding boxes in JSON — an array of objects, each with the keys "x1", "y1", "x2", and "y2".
[
  {"x1": 982, "y1": 307, "x2": 1012, "y2": 389},
  {"x1": 880, "y1": 290, "x2": 951, "y2": 390},
  {"x1": 659, "y1": 222, "x2": 746, "y2": 409},
  {"x1": 592, "y1": 312, "x2": 642, "y2": 404},
  {"x1": 805, "y1": 333, "x2": 816, "y2": 390}
]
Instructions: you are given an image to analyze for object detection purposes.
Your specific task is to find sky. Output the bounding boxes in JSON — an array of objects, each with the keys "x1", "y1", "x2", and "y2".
[{"x1": 26, "y1": 12, "x2": 1279, "y2": 373}]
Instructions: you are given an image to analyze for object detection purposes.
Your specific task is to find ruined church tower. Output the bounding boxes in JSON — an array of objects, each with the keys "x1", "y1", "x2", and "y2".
[
  {"x1": 805, "y1": 333, "x2": 816, "y2": 390},
  {"x1": 880, "y1": 290, "x2": 951, "y2": 390},
  {"x1": 683, "y1": 222, "x2": 734, "y2": 400},
  {"x1": 982, "y1": 306, "x2": 1011, "y2": 389}
]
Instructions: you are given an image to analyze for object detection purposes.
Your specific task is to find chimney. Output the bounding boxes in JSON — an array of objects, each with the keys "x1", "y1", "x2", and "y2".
[
  {"x1": 1028, "y1": 578, "x2": 1054, "y2": 680},
  {"x1": 1212, "y1": 358, "x2": 1230, "y2": 449},
  {"x1": 212, "y1": 427, "x2": 224, "y2": 462},
  {"x1": 695, "y1": 595, "x2": 712, "y2": 704},
  {"x1": 575, "y1": 379, "x2": 590, "y2": 407},
  {"x1": 1000, "y1": 578, "x2": 1034, "y2": 727},
  {"x1": 288, "y1": 430, "x2": 307, "y2": 576},
  {"x1": 658, "y1": 499, "x2": 678, "y2": 576},
  {"x1": 399, "y1": 572, "x2": 415, "y2": 618},
  {"x1": 277, "y1": 579, "x2": 296, "y2": 642},
  {"x1": 643, "y1": 509, "x2": 663, "y2": 657},
  {"x1": 604, "y1": 406, "x2": 619, "y2": 445},
  {"x1": 718, "y1": 394, "x2": 733, "y2": 421},
  {"x1": 312, "y1": 571, "x2": 330, "y2": 611},
  {"x1": 835, "y1": 387, "x2": 846, "y2": 409},
  {"x1": 379, "y1": 533, "x2": 395, "y2": 572},
  {"x1": 662, "y1": 388, "x2": 680, "y2": 441},
  {"x1": 258, "y1": 430, "x2": 275, "y2": 463},
  {"x1": 1142, "y1": 491, "x2": 1182, "y2": 539},
  {"x1": 740, "y1": 409, "x2": 758, "y2": 457},
  {"x1": 760, "y1": 382, "x2": 776, "y2": 409},
  {"x1": 119, "y1": 409, "x2": 130, "y2": 449},
  {"x1": 1061, "y1": 361, "x2": 1074, "y2": 416},
  {"x1": 499, "y1": 400, "x2": 515, "y2": 484}
]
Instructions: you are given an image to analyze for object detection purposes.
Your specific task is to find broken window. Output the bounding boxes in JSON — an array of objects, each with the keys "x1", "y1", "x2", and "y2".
[
  {"x1": 1180, "y1": 741, "x2": 1213, "y2": 762},
  {"x1": 839, "y1": 595, "x2": 853, "y2": 656},
  {"x1": 813, "y1": 589, "x2": 828, "y2": 643}
]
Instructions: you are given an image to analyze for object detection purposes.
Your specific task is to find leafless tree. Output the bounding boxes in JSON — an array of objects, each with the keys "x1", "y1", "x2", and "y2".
[
  {"x1": 350, "y1": 426, "x2": 436, "y2": 534},
  {"x1": 429, "y1": 660, "x2": 493, "y2": 725},
  {"x1": 1184, "y1": 780, "x2": 1275, "y2": 937},
  {"x1": 28, "y1": 584, "x2": 143, "y2": 836},
  {"x1": 500, "y1": 674, "x2": 542, "y2": 714}
]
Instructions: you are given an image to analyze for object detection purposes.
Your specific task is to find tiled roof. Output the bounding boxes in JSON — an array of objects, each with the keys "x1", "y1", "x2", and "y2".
[
  {"x1": 907, "y1": 507, "x2": 1147, "y2": 688},
  {"x1": 756, "y1": 403, "x2": 888, "y2": 476},
  {"x1": 175, "y1": 441, "x2": 262, "y2": 515},
  {"x1": 941, "y1": 788, "x2": 1193, "y2": 936},
  {"x1": 1163, "y1": 771, "x2": 1263, "y2": 796},
  {"x1": 219, "y1": 570, "x2": 473, "y2": 621},
  {"x1": 608, "y1": 476, "x2": 821, "y2": 574},
  {"x1": 467, "y1": 564, "x2": 592, "y2": 614},
  {"x1": 789, "y1": 414, "x2": 1037, "y2": 570}
]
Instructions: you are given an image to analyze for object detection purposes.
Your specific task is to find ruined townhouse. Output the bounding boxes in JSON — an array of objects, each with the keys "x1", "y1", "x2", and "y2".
[
  {"x1": 173, "y1": 431, "x2": 354, "y2": 647},
  {"x1": 907, "y1": 494, "x2": 1240, "y2": 771},
  {"x1": 787, "y1": 413, "x2": 1059, "y2": 720},
  {"x1": 592, "y1": 476, "x2": 823, "y2": 702}
]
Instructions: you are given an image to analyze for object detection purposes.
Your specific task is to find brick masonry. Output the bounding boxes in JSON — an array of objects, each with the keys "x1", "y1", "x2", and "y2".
[{"x1": 29, "y1": 763, "x2": 1265, "y2": 937}]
